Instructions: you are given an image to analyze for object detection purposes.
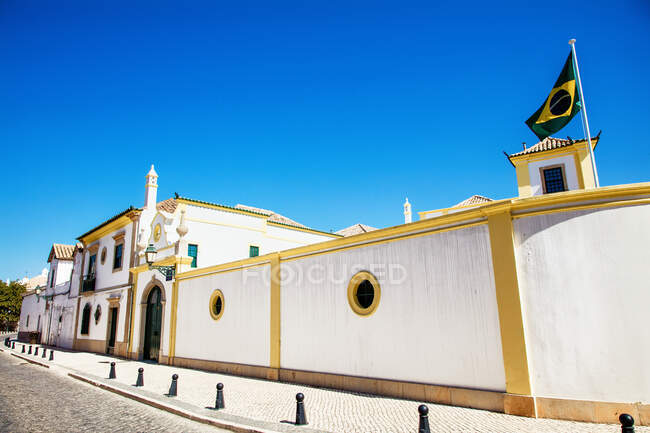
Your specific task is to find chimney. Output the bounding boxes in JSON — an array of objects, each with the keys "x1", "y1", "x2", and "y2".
[
  {"x1": 144, "y1": 164, "x2": 159, "y2": 209},
  {"x1": 403, "y1": 198, "x2": 412, "y2": 224}
]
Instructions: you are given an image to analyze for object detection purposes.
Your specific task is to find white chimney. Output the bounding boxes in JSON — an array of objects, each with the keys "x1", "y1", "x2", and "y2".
[
  {"x1": 144, "y1": 164, "x2": 159, "y2": 209},
  {"x1": 403, "y1": 197, "x2": 412, "y2": 224}
]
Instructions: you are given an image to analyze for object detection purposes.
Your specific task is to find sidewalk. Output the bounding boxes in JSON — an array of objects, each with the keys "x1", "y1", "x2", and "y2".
[{"x1": 3, "y1": 341, "x2": 646, "y2": 433}]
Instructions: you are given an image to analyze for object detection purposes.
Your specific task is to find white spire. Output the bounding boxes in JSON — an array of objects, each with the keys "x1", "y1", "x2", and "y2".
[
  {"x1": 403, "y1": 197, "x2": 412, "y2": 224},
  {"x1": 144, "y1": 164, "x2": 158, "y2": 209}
]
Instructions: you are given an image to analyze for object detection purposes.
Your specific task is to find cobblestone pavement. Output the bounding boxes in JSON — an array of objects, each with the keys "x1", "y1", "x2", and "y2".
[
  {"x1": 0, "y1": 354, "x2": 227, "y2": 433},
  {"x1": 3, "y1": 344, "x2": 649, "y2": 433}
]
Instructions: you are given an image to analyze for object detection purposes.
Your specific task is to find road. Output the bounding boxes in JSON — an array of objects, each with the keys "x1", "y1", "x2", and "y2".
[{"x1": 0, "y1": 352, "x2": 227, "y2": 433}]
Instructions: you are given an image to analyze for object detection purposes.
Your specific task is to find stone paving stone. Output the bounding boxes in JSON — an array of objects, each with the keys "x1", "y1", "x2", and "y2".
[
  {"x1": 5, "y1": 343, "x2": 650, "y2": 433},
  {"x1": 0, "y1": 353, "x2": 227, "y2": 433}
]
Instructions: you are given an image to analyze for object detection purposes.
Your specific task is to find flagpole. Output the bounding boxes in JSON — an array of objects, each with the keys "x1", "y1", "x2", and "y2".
[{"x1": 569, "y1": 39, "x2": 600, "y2": 188}]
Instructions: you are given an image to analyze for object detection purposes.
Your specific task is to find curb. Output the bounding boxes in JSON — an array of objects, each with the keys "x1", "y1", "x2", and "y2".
[
  {"x1": 68, "y1": 372, "x2": 283, "y2": 433},
  {"x1": 11, "y1": 352, "x2": 50, "y2": 369}
]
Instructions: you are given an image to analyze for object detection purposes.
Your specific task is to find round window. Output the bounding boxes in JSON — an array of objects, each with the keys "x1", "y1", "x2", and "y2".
[
  {"x1": 209, "y1": 290, "x2": 225, "y2": 321},
  {"x1": 347, "y1": 271, "x2": 381, "y2": 316},
  {"x1": 100, "y1": 247, "x2": 107, "y2": 264}
]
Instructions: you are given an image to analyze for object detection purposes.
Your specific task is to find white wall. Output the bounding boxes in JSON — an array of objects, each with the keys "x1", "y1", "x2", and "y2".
[
  {"x1": 514, "y1": 204, "x2": 650, "y2": 403},
  {"x1": 84, "y1": 223, "x2": 134, "y2": 289},
  {"x1": 281, "y1": 224, "x2": 506, "y2": 392},
  {"x1": 76, "y1": 289, "x2": 128, "y2": 346},
  {"x1": 18, "y1": 294, "x2": 46, "y2": 333},
  {"x1": 175, "y1": 265, "x2": 271, "y2": 366},
  {"x1": 528, "y1": 155, "x2": 579, "y2": 196}
]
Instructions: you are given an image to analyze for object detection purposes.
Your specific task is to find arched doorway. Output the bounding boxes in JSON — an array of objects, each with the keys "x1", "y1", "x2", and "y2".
[{"x1": 143, "y1": 286, "x2": 162, "y2": 361}]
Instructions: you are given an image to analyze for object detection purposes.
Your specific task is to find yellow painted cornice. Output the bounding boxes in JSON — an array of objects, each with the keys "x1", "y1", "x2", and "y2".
[
  {"x1": 177, "y1": 198, "x2": 268, "y2": 219},
  {"x1": 267, "y1": 221, "x2": 341, "y2": 238},
  {"x1": 79, "y1": 210, "x2": 140, "y2": 245}
]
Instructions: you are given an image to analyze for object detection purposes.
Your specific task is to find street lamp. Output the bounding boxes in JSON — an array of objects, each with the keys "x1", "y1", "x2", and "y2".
[{"x1": 145, "y1": 244, "x2": 175, "y2": 281}]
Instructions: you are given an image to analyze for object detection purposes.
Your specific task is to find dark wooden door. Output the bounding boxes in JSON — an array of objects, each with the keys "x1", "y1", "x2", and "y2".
[
  {"x1": 143, "y1": 287, "x2": 162, "y2": 361},
  {"x1": 107, "y1": 307, "x2": 118, "y2": 349}
]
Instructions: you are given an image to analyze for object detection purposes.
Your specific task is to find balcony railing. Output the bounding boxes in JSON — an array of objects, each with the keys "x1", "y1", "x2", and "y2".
[{"x1": 82, "y1": 275, "x2": 96, "y2": 292}]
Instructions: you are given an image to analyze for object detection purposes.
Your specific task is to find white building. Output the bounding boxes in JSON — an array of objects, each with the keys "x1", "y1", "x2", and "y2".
[{"x1": 72, "y1": 165, "x2": 340, "y2": 359}]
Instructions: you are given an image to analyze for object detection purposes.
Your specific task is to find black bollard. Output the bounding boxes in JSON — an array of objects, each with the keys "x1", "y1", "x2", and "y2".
[
  {"x1": 49, "y1": 350, "x2": 54, "y2": 361},
  {"x1": 167, "y1": 374, "x2": 178, "y2": 397},
  {"x1": 34, "y1": 347, "x2": 39, "y2": 356},
  {"x1": 109, "y1": 362, "x2": 116, "y2": 379},
  {"x1": 21, "y1": 344, "x2": 25, "y2": 353},
  {"x1": 42, "y1": 348, "x2": 46, "y2": 358},
  {"x1": 28, "y1": 346, "x2": 32, "y2": 355},
  {"x1": 214, "y1": 383, "x2": 225, "y2": 409},
  {"x1": 135, "y1": 367, "x2": 144, "y2": 386},
  {"x1": 295, "y1": 393, "x2": 308, "y2": 426},
  {"x1": 620, "y1": 414, "x2": 635, "y2": 433},
  {"x1": 418, "y1": 405, "x2": 431, "y2": 433}
]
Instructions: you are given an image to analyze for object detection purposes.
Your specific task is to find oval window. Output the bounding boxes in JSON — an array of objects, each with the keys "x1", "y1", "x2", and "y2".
[
  {"x1": 347, "y1": 271, "x2": 381, "y2": 316},
  {"x1": 209, "y1": 290, "x2": 225, "y2": 321},
  {"x1": 100, "y1": 247, "x2": 107, "y2": 264}
]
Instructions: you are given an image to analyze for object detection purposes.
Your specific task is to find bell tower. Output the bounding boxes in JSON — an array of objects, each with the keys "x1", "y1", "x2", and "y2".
[{"x1": 144, "y1": 164, "x2": 158, "y2": 209}]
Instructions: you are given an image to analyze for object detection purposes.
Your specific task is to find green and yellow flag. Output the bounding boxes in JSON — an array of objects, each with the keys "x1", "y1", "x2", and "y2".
[{"x1": 526, "y1": 52, "x2": 582, "y2": 140}]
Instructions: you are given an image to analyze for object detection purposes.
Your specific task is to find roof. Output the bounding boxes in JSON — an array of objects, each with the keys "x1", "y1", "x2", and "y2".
[
  {"x1": 508, "y1": 134, "x2": 600, "y2": 159},
  {"x1": 47, "y1": 244, "x2": 76, "y2": 262},
  {"x1": 235, "y1": 204, "x2": 307, "y2": 229},
  {"x1": 454, "y1": 195, "x2": 493, "y2": 208},
  {"x1": 335, "y1": 224, "x2": 378, "y2": 237},
  {"x1": 157, "y1": 198, "x2": 178, "y2": 214},
  {"x1": 77, "y1": 206, "x2": 139, "y2": 241}
]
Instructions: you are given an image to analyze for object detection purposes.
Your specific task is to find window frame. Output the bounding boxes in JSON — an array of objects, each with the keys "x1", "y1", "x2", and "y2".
[
  {"x1": 188, "y1": 244, "x2": 198, "y2": 268},
  {"x1": 112, "y1": 232, "x2": 125, "y2": 273},
  {"x1": 539, "y1": 163, "x2": 568, "y2": 194},
  {"x1": 80, "y1": 304, "x2": 91, "y2": 335},
  {"x1": 209, "y1": 289, "x2": 225, "y2": 321},
  {"x1": 347, "y1": 271, "x2": 381, "y2": 316}
]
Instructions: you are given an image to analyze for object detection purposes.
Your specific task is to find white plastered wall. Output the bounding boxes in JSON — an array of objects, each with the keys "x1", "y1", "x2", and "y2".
[
  {"x1": 528, "y1": 155, "x2": 579, "y2": 196},
  {"x1": 175, "y1": 265, "x2": 271, "y2": 367},
  {"x1": 280, "y1": 224, "x2": 506, "y2": 391},
  {"x1": 514, "y1": 204, "x2": 650, "y2": 403},
  {"x1": 18, "y1": 294, "x2": 46, "y2": 333}
]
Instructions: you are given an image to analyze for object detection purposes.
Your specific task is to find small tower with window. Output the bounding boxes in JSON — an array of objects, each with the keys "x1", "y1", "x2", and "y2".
[
  {"x1": 507, "y1": 133, "x2": 600, "y2": 197},
  {"x1": 144, "y1": 164, "x2": 158, "y2": 209}
]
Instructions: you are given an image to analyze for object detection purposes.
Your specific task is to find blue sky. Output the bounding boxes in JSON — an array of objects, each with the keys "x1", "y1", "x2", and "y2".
[{"x1": 1, "y1": 0, "x2": 649, "y2": 281}]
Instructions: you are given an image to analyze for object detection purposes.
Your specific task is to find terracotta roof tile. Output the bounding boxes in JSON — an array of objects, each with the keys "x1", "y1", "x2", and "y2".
[
  {"x1": 335, "y1": 223, "x2": 378, "y2": 237},
  {"x1": 235, "y1": 204, "x2": 307, "y2": 228},
  {"x1": 509, "y1": 135, "x2": 599, "y2": 158},
  {"x1": 453, "y1": 195, "x2": 493, "y2": 207},
  {"x1": 48, "y1": 244, "x2": 75, "y2": 262},
  {"x1": 157, "y1": 198, "x2": 178, "y2": 213}
]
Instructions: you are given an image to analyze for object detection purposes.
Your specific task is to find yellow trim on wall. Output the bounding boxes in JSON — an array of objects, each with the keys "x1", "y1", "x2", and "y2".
[
  {"x1": 127, "y1": 273, "x2": 138, "y2": 355},
  {"x1": 208, "y1": 289, "x2": 225, "y2": 321},
  {"x1": 267, "y1": 221, "x2": 341, "y2": 238},
  {"x1": 168, "y1": 278, "x2": 179, "y2": 363},
  {"x1": 177, "y1": 198, "x2": 268, "y2": 219},
  {"x1": 80, "y1": 215, "x2": 135, "y2": 245},
  {"x1": 269, "y1": 253, "x2": 281, "y2": 371},
  {"x1": 347, "y1": 271, "x2": 381, "y2": 316},
  {"x1": 484, "y1": 207, "x2": 531, "y2": 396}
]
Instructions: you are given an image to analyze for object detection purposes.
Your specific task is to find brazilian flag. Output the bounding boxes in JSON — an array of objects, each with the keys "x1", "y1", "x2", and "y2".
[{"x1": 525, "y1": 52, "x2": 582, "y2": 140}]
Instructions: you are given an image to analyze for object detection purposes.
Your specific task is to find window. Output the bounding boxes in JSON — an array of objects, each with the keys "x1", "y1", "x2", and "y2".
[
  {"x1": 50, "y1": 268, "x2": 56, "y2": 287},
  {"x1": 209, "y1": 290, "x2": 225, "y2": 321},
  {"x1": 113, "y1": 243, "x2": 123, "y2": 270},
  {"x1": 188, "y1": 244, "x2": 198, "y2": 268},
  {"x1": 88, "y1": 254, "x2": 97, "y2": 276},
  {"x1": 37, "y1": 315, "x2": 41, "y2": 330},
  {"x1": 81, "y1": 304, "x2": 91, "y2": 335},
  {"x1": 100, "y1": 247, "x2": 107, "y2": 265},
  {"x1": 541, "y1": 165, "x2": 567, "y2": 194},
  {"x1": 249, "y1": 245, "x2": 259, "y2": 257},
  {"x1": 26, "y1": 315, "x2": 30, "y2": 327},
  {"x1": 347, "y1": 271, "x2": 381, "y2": 316}
]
